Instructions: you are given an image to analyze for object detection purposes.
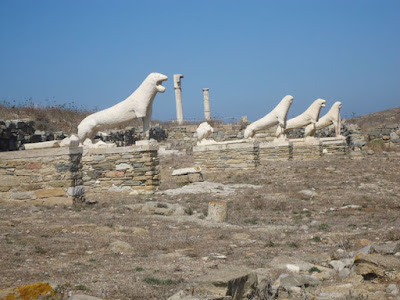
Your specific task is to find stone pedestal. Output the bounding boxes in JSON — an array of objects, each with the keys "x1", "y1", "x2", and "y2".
[
  {"x1": 321, "y1": 137, "x2": 348, "y2": 156},
  {"x1": 193, "y1": 140, "x2": 259, "y2": 172},
  {"x1": 82, "y1": 143, "x2": 160, "y2": 193},
  {"x1": 291, "y1": 138, "x2": 322, "y2": 160},
  {"x1": 0, "y1": 147, "x2": 84, "y2": 205},
  {"x1": 259, "y1": 140, "x2": 293, "y2": 163}
]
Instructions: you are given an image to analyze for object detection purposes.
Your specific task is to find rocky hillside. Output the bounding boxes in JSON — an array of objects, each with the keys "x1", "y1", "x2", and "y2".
[{"x1": 346, "y1": 106, "x2": 400, "y2": 133}]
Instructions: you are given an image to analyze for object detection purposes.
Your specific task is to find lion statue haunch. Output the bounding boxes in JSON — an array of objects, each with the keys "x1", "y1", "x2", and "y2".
[
  {"x1": 304, "y1": 101, "x2": 342, "y2": 137},
  {"x1": 244, "y1": 95, "x2": 293, "y2": 139},
  {"x1": 276, "y1": 98, "x2": 326, "y2": 138},
  {"x1": 77, "y1": 72, "x2": 168, "y2": 142},
  {"x1": 196, "y1": 122, "x2": 214, "y2": 142}
]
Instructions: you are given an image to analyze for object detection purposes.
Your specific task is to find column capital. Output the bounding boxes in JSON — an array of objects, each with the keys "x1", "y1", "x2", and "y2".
[{"x1": 173, "y1": 74, "x2": 184, "y2": 89}]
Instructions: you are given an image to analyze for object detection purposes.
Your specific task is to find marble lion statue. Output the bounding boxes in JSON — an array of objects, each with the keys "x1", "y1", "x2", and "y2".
[
  {"x1": 77, "y1": 72, "x2": 168, "y2": 142},
  {"x1": 244, "y1": 95, "x2": 293, "y2": 139},
  {"x1": 276, "y1": 98, "x2": 326, "y2": 138},
  {"x1": 304, "y1": 101, "x2": 342, "y2": 137}
]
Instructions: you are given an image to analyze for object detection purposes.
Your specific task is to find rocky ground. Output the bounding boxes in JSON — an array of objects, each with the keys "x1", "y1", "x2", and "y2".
[{"x1": 1, "y1": 152, "x2": 400, "y2": 299}]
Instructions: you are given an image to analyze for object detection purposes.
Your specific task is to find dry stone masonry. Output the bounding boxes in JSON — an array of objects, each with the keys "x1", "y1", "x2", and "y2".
[
  {"x1": 291, "y1": 139, "x2": 323, "y2": 160},
  {"x1": 0, "y1": 147, "x2": 83, "y2": 205},
  {"x1": 321, "y1": 138, "x2": 348, "y2": 156},
  {"x1": 82, "y1": 144, "x2": 160, "y2": 193},
  {"x1": 259, "y1": 140, "x2": 293, "y2": 162},
  {"x1": 0, "y1": 143, "x2": 160, "y2": 204},
  {"x1": 193, "y1": 140, "x2": 259, "y2": 171}
]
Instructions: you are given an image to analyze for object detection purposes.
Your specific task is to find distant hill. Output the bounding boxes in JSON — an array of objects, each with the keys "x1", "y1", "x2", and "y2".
[{"x1": 346, "y1": 106, "x2": 400, "y2": 133}]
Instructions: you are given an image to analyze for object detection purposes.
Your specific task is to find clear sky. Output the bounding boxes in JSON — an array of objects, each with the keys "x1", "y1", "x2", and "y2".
[{"x1": 1, "y1": 0, "x2": 399, "y2": 122}]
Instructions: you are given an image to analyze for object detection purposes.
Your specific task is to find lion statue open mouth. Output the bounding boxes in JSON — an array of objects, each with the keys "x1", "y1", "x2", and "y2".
[{"x1": 77, "y1": 72, "x2": 168, "y2": 142}]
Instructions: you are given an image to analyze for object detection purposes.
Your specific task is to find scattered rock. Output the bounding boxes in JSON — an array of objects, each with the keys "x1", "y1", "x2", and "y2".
[
  {"x1": 371, "y1": 242, "x2": 400, "y2": 255},
  {"x1": 172, "y1": 166, "x2": 201, "y2": 176},
  {"x1": 276, "y1": 273, "x2": 320, "y2": 289},
  {"x1": 329, "y1": 260, "x2": 345, "y2": 272},
  {"x1": 0, "y1": 282, "x2": 60, "y2": 300},
  {"x1": 386, "y1": 283, "x2": 399, "y2": 295},
  {"x1": 354, "y1": 252, "x2": 400, "y2": 279},
  {"x1": 338, "y1": 268, "x2": 351, "y2": 278},
  {"x1": 268, "y1": 255, "x2": 331, "y2": 274},
  {"x1": 158, "y1": 181, "x2": 261, "y2": 196},
  {"x1": 188, "y1": 265, "x2": 258, "y2": 299},
  {"x1": 317, "y1": 283, "x2": 353, "y2": 299},
  {"x1": 298, "y1": 189, "x2": 318, "y2": 199}
]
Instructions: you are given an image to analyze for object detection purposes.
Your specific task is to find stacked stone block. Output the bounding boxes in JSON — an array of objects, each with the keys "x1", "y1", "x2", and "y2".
[
  {"x1": 82, "y1": 144, "x2": 160, "y2": 193},
  {"x1": 321, "y1": 139, "x2": 348, "y2": 156},
  {"x1": 193, "y1": 141, "x2": 259, "y2": 172},
  {"x1": 292, "y1": 140, "x2": 322, "y2": 160},
  {"x1": 259, "y1": 141, "x2": 293, "y2": 163},
  {"x1": 0, "y1": 147, "x2": 83, "y2": 205}
]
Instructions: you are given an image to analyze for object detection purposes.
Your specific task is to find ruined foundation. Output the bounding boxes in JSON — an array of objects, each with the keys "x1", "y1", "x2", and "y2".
[
  {"x1": 193, "y1": 140, "x2": 259, "y2": 172},
  {"x1": 291, "y1": 139, "x2": 323, "y2": 160},
  {"x1": 0, "y1": 143, "x2": 160, "y2": 204},
  {"x1": 321, "y1": 138, "x2": 348, "y2": 156},
  {"x1": 259, "y1": 140, "x2": 293, "y2": 163},
  {"x1": 82, "y1": 144, "x2": 160, "y2": 193},
  {"x1": 0, "y1": 147, "x2": 83, "y2": 205}
]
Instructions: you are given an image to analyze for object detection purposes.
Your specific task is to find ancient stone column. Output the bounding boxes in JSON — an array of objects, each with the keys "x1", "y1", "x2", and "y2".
[
  {"x1": 174, "y1": 74, "x2": 184, "y2": 125},
  {"x1": 203, "y1": 88, "x2": 210, "y2": 121}
]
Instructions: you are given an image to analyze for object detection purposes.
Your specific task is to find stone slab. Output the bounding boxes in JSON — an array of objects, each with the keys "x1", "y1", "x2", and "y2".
[
  {"x1": 0, "y1": 147, "x2": 83, "y2": 159},
  {"x1": 84, "y1": 145, "x2": 158, "y2": 156}
]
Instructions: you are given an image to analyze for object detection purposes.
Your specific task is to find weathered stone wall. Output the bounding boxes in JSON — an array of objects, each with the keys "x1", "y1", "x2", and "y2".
[
  {"x1": 194, "y1": 138, "x2": 350, "y2": 172},
  {"x1": 292, "y1": 140, "x2": 322, "y2": 160},
  {"x1": 0, "y1": 147, "x2": 83, "y2": 205},
  {"x1": 0, "y1": 144, "x2": 160, "y2": 204},
  {"x1": 259, "y1": 141, "x2": 293, "y2": 162},
  {"x1": 82, "y1": 144, "x2": 160, "y2": 193},
  {"x1": 321, "y1": 139, "x2": 348, "y2": 156},
  {"x1": 193, "y1": 141, "x2": 259, "y2": 171}
]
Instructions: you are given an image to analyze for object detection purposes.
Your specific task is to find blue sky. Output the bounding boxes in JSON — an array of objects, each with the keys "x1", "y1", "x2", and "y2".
[{"x1": 1, "y1": 1, "x2": 399, "y2": 122}]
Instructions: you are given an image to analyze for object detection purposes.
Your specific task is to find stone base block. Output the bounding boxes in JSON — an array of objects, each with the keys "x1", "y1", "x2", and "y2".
[
  {"x1": 322, "y1": 139, "x2": 349, "y2": 156},
  {"x1": 292, "y1": 140, "x2": 322, "y2": 160},
  {"x1": 259, "y1": 140, "x2": 293, "y2": 162},
  {"x1": 193, "y1": 140, "x2": 259, "y2": 172}
]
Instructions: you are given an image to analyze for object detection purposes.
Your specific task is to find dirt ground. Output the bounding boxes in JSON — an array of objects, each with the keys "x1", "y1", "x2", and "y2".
[{"x1": 1, "y1": 152, "x2": 400, "y2": 299}]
